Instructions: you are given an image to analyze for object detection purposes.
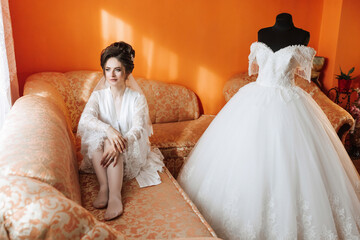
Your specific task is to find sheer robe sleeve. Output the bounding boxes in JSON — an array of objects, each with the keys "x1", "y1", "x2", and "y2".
[
  {"x1": 127, "y1": 74, "x2": 153, "y2": 137},
  {"x1": 123, "y1": 94, "x2": 164, "y2": 187},
  {"x1": 124, "y1": 94, "x2": 150, "y2": 143},
  {"x1": 77, "y1": 92, "x2": 110, "y2": 159},
  {"x1": 248, "y1": 43, "x2": 259, "y2": 76},
  {"x1": 294, "y1": 47, "x2": 316, "y2": 82}
]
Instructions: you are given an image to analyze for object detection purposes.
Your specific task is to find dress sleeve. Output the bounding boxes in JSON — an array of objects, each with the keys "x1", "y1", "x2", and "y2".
[
  {"x1": 294, "y1": 47, "x2": 316, "y2": 82},
  {"x1": 248, "y1": 43, "x2": 259, "y2": 76},
  {"x1": 77, "y1": 92, "x2": 110, "y2": 158}
]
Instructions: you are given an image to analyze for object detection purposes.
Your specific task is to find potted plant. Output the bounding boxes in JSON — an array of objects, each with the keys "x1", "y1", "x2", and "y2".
[{"x1": 336, "y1": 66, "x2": 355, "y2": 93}]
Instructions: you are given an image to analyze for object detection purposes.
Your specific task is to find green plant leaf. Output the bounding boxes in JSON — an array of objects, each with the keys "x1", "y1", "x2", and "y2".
[
  {"x1": 340, "y1": 67, "x2": 344, "y2": 75},
  {"x1": 348, "y1": 67, "x2": 355, "y2": 75},
  {"x1": 336, "y1": 66, "x2": 355, "y2": 80}
]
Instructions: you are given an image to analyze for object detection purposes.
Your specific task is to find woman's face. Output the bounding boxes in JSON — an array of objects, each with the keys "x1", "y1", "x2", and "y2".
[{"x1": 104, "y1": 57, "x2": 128, "y2": 87}]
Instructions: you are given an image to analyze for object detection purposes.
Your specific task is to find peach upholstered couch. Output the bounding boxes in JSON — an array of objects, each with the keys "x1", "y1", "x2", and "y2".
[
  {"x1": 28, "y1": 71, "x2": 214, "y2": 178},
  {"x1": 223, "y1": 72, "x2": 354, "y2": 143},
  {"x1": 0, "y1": 71, "x2": 219, "y2": 239}
]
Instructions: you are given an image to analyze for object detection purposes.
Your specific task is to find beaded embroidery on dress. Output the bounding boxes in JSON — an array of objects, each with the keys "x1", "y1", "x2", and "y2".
[{"x1": 177, "y1": 42, "x2": 360, "y2": 240}]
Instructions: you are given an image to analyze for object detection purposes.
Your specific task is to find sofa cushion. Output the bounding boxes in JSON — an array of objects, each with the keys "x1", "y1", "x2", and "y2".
[
  {"x1": 136, "y1": 78, "x2": 200, "y2": 123},
  {"x1": 0, "y1": 96, "x2": 81, "y2": 204},
  {"x1": 0, "y1": 176, "x2": 124, "y2": 240},
  {"x1": 150, "y1": 115, "x2": 214, "y2": 149},
  {"x1": 161, "y1": 155, "x2": 193, "y2": 179},
  {"x1": 80, "y1": 169, "x2": 216, "y2": 239},
  {"x1": 149, "y1": 115, "x2": 214, "y2": 177}
]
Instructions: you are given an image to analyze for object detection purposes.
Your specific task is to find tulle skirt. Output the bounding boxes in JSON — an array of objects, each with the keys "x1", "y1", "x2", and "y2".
[{"x1": 177, "y1": 82, "x2": 360, "y2": 240}]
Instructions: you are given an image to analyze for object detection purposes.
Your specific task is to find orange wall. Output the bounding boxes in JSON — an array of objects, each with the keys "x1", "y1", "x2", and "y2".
[
  {"x1": 318, "y1": 0, "x2": 360, "y2": 91},
  {"x1": 317, "y1": 0, "x2": 343, "y2": 91},
  {"x1": 335, "y1": 0, "x2": 360, "y2": 89},
  {"x1": 10, "y1": 0, "x2": 323, "y2": 114}
]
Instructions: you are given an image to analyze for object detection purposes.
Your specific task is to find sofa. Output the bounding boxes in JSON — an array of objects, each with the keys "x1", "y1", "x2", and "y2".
[
  {"x1": 26, "y1": 71, "x2": 214, "y2": 179},
  {"x1": 0, "y1": 71, "x2": 220, "y2": 239}
]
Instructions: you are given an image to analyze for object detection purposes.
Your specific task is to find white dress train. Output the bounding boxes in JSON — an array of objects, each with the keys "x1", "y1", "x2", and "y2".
[{"x1": 177, "y1": 42, "x2": 360, "y2": 239}]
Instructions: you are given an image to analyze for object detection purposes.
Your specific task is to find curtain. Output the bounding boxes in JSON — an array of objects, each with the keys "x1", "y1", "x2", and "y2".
[{"x1": 0, "y1": 0, "x2": 18, "y2": 130}]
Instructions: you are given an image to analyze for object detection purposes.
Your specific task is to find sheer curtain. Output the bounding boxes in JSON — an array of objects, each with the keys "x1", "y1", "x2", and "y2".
[{"x1": 0, "y1": 0, "x2": 19, "y2": 130}]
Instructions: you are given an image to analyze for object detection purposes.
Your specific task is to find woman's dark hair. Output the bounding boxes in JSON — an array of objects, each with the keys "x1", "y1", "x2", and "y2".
[{"x1": 100, "y1": 41, "x2": 135, "y2": 74}]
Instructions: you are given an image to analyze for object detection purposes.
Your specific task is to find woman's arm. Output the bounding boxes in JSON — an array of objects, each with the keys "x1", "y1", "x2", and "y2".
[
  {"x1": 124, "y1": 94, "x2": 149, "y2": 142},
  {"x1": 79, "y1": 92, "x2": 126, "y2": 153},
  {"x1": 78, "y1": 93, "x2": 111, "y2": 134}
]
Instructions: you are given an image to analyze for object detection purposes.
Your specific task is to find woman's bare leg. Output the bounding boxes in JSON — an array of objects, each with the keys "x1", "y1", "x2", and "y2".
[
  {"x1": 104, "y1": 154, "x2": 124, "y2": 220},
  {"x1": 91, "y1": 149, "x2": 109, "y2": 209}
]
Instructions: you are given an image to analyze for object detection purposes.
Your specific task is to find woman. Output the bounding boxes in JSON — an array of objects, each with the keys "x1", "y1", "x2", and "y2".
[{"x1": 78, "y1": 41, "x2": 164, "y2": 221}]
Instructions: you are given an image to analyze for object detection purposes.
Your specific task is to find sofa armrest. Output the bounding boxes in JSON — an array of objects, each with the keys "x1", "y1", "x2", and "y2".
[
  {"x1": 312, "y1": 92, "x2": 354, "y2": 142},
  {"x1": 223, "y1": 73, "x2": 256, "y2": 102},
  {"x1": 0, "y1": 95, "x2": 81, "y2": 203},
  {"x1": 0, "y1": 176, "x2": 124, "y2": 239},
  {"x1": 223, "y1": 72, "x2": 355, "y2": 143},
  {"x1": 24, "y1": 71, "x2": 102, "y2": 134},
  {"x1": 24, "y1": 75, "x2": 74, "y2": 141},
  {"x1": 295, "y1": 75, "x2": 354, "y2": 142}
]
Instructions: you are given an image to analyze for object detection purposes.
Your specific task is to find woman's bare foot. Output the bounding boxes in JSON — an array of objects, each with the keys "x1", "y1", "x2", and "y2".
[
  {"x1": 93, "y1": 187, "x2": 108, "y2": 209},
  {"x1": 104, "y1": 195, "x2": 123, "y2": 221}
]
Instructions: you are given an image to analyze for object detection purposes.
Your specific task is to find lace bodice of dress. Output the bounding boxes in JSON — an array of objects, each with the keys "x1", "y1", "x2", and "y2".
[{"x1": 248, "y1": 42, "x2": 316, "y2": 88}]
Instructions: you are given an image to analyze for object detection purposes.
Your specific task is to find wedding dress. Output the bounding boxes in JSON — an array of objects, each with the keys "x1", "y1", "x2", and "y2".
[
  {"x1": 177, "y1": 42, "x2": 360, "y2": 239},
  {"x1": 78, "y1": 79, "x2": 164, "y2": 188}
]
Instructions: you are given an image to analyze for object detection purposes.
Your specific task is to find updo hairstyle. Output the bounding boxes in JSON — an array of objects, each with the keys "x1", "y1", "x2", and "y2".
[{"x1": 100, "y1": 41, "x2": 135, "y2": 75}]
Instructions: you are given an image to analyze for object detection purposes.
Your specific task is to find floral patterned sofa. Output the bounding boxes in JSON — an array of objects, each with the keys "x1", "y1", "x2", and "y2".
[
  {"x1": 223, "y1": 72, "x2": 354, "y2": 143},
  {"x1": 25, "y1": 71, "x2": 215, "y2": 178},
  {"x1": 0, "y1": 71, "x2": 220, "y2": 239}
]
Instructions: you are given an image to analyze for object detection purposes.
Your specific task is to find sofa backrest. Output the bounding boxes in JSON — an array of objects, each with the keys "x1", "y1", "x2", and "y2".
[{"x1": 25, "y1": 71, "x2": 200, "y2": 133}]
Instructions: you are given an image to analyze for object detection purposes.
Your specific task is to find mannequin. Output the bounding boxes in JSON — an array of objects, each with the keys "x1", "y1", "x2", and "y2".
[{"x1": 258, "y1": 13, "x2": 310, "y2": 52}]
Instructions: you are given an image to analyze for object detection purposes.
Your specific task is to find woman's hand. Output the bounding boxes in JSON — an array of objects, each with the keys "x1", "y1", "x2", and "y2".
[
  {"x1": 106, "y1": 126, "x2": 127, "y2": 153},
  {"x1": 101, "y1": 139, "x2": 120, "y2": 167}
]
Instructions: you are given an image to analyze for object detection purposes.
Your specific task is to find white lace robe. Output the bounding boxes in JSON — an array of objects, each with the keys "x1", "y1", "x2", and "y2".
[{"x1": 78, "y1": 87, "x2": 164, "y2": 188}]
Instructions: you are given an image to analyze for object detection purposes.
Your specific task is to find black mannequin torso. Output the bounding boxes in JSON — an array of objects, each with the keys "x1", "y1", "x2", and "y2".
[{"x1": 258, "y1": 13, "x2": 310, "y2": 52}]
